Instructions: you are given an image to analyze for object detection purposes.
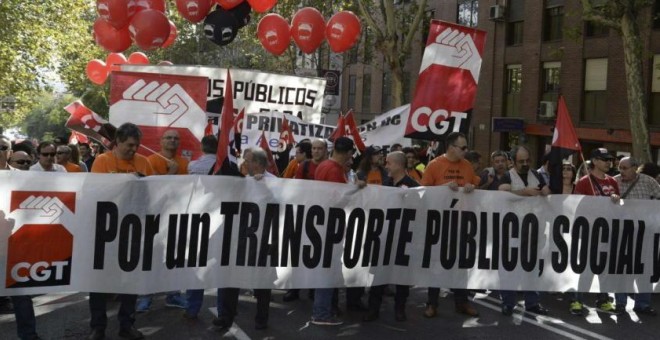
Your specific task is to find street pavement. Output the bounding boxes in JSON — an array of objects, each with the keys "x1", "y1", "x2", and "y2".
[{"x1": 1, "y1": 288, "x2": 660, "y2": 339}]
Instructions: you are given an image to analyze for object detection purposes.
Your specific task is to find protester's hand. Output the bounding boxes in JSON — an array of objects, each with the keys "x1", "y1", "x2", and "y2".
[
  {"x1": 447, "y1": 181, "x2": 459, "y2": 191},
  {"x1": 356, "y1": 179, "x2": 367, "y2": 189},
  {"x1": 166, "y1": 159, "x2": 178, "y2": 174},
  {"x1": 254, "y1": 174, "x2": 264, "y2": 181},
  {"x1": 610, "y1": 194, "x2": 620, "y2": 204},
  {"x1": 523, "y1": 187, "x2": 542, "y2": 196},
  {"x1": 419, "y1": 27, "x2": 481, "y2": 82},
  {"x1": 541, "y1": 185, "x2": 552, "y2": 196},
  {"x1": 463, "y1": 183, "x2": 475, "y2": 193}
]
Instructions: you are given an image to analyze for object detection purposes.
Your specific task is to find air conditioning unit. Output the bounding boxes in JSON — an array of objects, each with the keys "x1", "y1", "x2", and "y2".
[
  {"x1": 539, "y1": 101, "x2": 556, "y2": 119},
  {"x1": 489, "y1": 5, "x2": 505, "y2": 20}
]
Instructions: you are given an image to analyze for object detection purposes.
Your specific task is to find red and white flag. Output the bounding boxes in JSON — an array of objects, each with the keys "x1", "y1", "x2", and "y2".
[
  {"x1": 548, "y1": 95, "x2": 582, "y2": 194},
  {"x1": 204, "y1": 119, "x2": 214, "y2": 136},
  {"x1": 233, "y1": 108, "x2": 245, "y2": 152},
  {"x1": 344, "y1": 110, "x2": 366, "y2": 152},
  {"x1": 214, "y1": 70, "x2": 237, "y2": 174},
  {"x1": 259, "y1": 131, "x2": 280, "y2": 176},
  {"x1": 277, "y1": 115, "x2": 296, "y2": 152},
  {"x1": 64, "y1": 100, "x2": 115, "y2": 148},
  {"x1": 328, "y1": 113, "x2": 345, "y2": 142},
  {"x1": 405, "y1": 20, "x2": 486, "y2": 140},
  {"x1": 68, "y1": 131, "x2": 89, "y2": 145}
]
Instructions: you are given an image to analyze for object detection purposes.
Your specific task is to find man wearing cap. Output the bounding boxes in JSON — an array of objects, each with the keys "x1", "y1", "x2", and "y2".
[
  {"x1": 421, "y1": 132, "x2": 480, "y2": 318},
  {"x1": 570, "y1": 147, "x2": 620, "y2": 315},
  {"x1": 613, "y1": 157, "x2": 660, "y2": 315},
  {"x1": 357, "y1": 145, "x2": 387, "y2": 185}
]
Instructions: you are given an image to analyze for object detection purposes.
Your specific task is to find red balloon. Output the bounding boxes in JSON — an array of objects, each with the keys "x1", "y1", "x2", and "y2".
[
  {"x1": 128, "y1": 52, "x2": 150, "y2": 64},
  {"x1": 86, "y1": 59, "x2": 109, "y2": 85},
  {"x1": 134, "y1": 0, "x2": 166, "y2": 13},
  {"x1": 106, "y1": 52, "x2": 128, "y2": 72},
  {"x1": 326, "y1": 11, "x2": 361, "y2": 53},
  {"x1": 93, "y1": 18, "x2": 132, "y2": 52},
  {"x1": 129, "y1": 9, "x2": 171, "y2": 50},
  {"x1": 176, "y1": 0, "x2": 212, "y2": 23},
  {"x1": 257, "y1": 14, "x2": 290, "y2": 56},
  {"x1": 96, "y1": 0, "x2": 137, "y2": 29},
  {"x1": 158, "y1": 60, "x2": 173, "y2": 65},
  {"x1": 246, "y1": 0, "x2": 276, "y2": 13},
  {"x1": 291, "y1": 7, "x2": 325, "y2": 54},
  {"x1": 215, "y1": 0, "x2": 243, "y2": 10},
  {"x1": 162, "y1": 21, "x2": 177, "y2": 48}
]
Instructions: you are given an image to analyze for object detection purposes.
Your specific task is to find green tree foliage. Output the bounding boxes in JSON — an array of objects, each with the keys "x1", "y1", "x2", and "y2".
[
  {"x1": 0, "y1": 0, "x2": 100, "y2": 127},
  {"x1": 20, "y1": 92, "x2": 75, "y2": 141}
]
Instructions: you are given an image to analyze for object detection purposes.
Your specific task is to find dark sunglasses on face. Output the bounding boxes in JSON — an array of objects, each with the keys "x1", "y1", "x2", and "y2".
[
  {"x1": 0, "y1": 145, "x2": 9, "y2": 151},
  {"x1": 40, "y1": 152, "x2": 56, "y2": 157},
  {"x1": 12, "y1": 159, "x2": 31, "y2": 165}
]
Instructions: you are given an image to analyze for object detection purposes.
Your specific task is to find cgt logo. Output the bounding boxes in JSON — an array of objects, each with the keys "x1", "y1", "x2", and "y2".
[{"x1": 6, "y1": 192, "x2": 76, "y2": 288}]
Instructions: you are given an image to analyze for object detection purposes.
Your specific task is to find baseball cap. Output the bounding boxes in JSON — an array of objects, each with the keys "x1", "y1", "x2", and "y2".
[
  {"x1": 365, "y1": 145, "x2": 382, "y2": 156},
  {"x1": 590, "y1": 148, "x2": 614, "y2": 160},
  {"x1": 333, "y1": 137, "x2": 355, "y2": 153}
]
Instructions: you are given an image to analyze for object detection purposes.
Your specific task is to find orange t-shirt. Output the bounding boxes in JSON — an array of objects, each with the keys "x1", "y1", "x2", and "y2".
[
  {"x1": 407, "y1": 168, "x2": 423, "y2": 183},
  {"x1": 281, "y1": 159, "x2": 299, "y2": 179},
  {"x1": 63, "y1": 162, "x2": 82, "y2": 173},
  {"x1": 147, "y1": 154, "x2": 189, "y2": 175},
  {"x1": 421, "y1": 155, "x2": 480, "y2": 187},
  {"x1": 91, "y1": 151, "x2": 154, "y2": 176},
  {"x1": 366, "y1": 169, "x2": 384, "y2": 185}
]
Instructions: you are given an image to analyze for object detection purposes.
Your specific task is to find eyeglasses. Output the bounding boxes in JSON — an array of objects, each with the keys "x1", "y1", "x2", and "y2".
[
  {"x1": 0, "y1": 145, "x2": 9, "y2": 151},
  {"x1": 11, "y1": 159, "x2": 31, "y2": 165},
  {"x1": 516, "y1": 159, "x2": 531, "y2": 164},
  {"x1": 40, "y1": 152, "x2": 56, "y2": 157},
  {"x1": 452, "y1": 145, "x2": 468, "y2": 151}
]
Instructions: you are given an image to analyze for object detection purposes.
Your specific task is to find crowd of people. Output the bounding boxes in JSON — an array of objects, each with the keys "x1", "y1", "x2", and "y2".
[{"x1": 2, "y1": 127, "x2": 660, "y2": 339}]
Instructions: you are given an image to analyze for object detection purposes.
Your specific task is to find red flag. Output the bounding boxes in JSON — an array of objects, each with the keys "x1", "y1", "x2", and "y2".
[
  {"x1": 551, "y1": 96, "x2": 581, "y2": 152},
  {"x1": 68, "y1": 131, "x2": 89, "y2": 145},
  {"x1": 64, "y1": 100, "x2": 115, "y2": 148},
  {"x1": 277, "y1": 115, "x2": 296, "y2": 152},
  {"x1": 328, "y1": 113, "x2": 345, "y2": 142},
  {"x1": 548, "y1": 95, "x2": 582, "y2": 194},
  {"x1": 344, "y1": 110, "x2": 366, "y2": 152},
  {"x1": 214, "y1": 70, "x2": 236, "y2": 174},
  {"x1": 259, "y1": 131, "x2": 280, "y2": 176},
  {"x1": 204, "y1": 119, "x2": 214, "y2": 136}
]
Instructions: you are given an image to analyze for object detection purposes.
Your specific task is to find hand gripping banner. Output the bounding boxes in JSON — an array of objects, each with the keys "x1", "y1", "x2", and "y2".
[{"x1": 405, "y1": 20, "x2": 486, "y2": 140}]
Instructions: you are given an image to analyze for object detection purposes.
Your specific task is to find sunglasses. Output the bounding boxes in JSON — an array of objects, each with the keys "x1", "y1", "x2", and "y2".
[
  {"x1": 0, "y1": 145, "x2": 9, "y2": 151},
  {"x1": 40, "y1": 152, "x2": 56, "y2": 157},
  {"x1": 11, "y1": 159, "x2": 31, "y2": 165}
]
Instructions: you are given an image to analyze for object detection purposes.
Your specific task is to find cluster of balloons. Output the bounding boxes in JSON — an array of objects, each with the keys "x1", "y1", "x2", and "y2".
[
  {"x1": 85, "y1": 52, "x2": 172, "y2": 85},
  {"x1": 257, "y1": 8, "x2": 361, "y2": 56},
  {"x1": 177, "y1": 0, "x2": 277, "y2": 46},
  {"x1": 94, "y1": 0, "x2": 177, "y2": 52}
]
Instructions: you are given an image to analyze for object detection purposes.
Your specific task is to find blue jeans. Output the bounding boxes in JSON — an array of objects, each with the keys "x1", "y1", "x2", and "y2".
[
  {"x1": 186, "y1": 289, "x2": 223, "y2": 316},
  {"x1": 615, "y1": 293, "x2": 651, "y2": 309},
  {"x1": 500, "y1": 291, "x2": 540, "y2": 308},
  {"x1": 312, "y1": 288, "x2": 334, "y2": 320},
  {"x1": 11, "y1": 295, "x2": 36, "y2": 340}
]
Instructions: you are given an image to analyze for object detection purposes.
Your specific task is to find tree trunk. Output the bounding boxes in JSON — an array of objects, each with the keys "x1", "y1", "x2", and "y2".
[
  {"x1": 620, "y1": 13, "x2": 652, "y2": 162},
  {"x1": 380, "y1": 39, "x2": 405, "y2": 108}
]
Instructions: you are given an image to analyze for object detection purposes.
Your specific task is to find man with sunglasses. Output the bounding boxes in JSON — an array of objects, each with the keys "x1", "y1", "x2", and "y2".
[
  {"x1": 29, "y1": 142, "x2": 66, "y2": 172},
  {"x1": 9, "y1": 151, "x2": 33, "y2": 171},
  {"x1": 0, "y1": 135, "x2": 14, "y2": 170},
  {"x1": 420, "y1": 132, "x2": 480, "y2": 318}
]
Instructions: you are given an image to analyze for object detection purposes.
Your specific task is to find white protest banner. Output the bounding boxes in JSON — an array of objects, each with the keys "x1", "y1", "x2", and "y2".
[
  {"x1": 2, "y1": 171, "x2": 660, "y2": 295},
  {"x1": 242, "y1": 105, "x2": 411, "y2": 153},
  {"x1": 119, "y1": 65, "x2": 326, "y2": 123}
]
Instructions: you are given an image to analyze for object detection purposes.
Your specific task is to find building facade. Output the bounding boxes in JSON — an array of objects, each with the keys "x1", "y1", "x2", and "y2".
[{"x1": 340, "y1": 0, "x2": 660, "y2": 164}]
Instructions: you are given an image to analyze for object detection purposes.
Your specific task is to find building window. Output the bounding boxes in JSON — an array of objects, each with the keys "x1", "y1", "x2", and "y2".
[
  {"x1": 583, "y1": 58, "x2": 608, "y2": 122},
  {"x1": 541, "y1": 62, "x2": 561, "y2": 101},
  {"x1": 348, "y1": 75, "x2": 357, "y2": 110},
  {"x1": 650, "y1": 55, "x2": 660, "y2": 125},
  {"x1": 544, "y1": 6, "x2": 564, "y2": 41},
  {"x1": 507, "y1": 21, "x2": 524, "y2": 46},
  {"x1": 457, "y1": 0, "x2": 478, "y2": 27},
  {"x1": 381, "y1": 72, "x2": 391, "y2": 110},
  {"x1": 505, "y1": 65, "x2": 522, "y2": 117},
  {"x1": 585, "y1": 21, "x2": 609, "y2": 37},
  {"x1": 362, "y1": 74, "x2": 371, "y2": 114}
]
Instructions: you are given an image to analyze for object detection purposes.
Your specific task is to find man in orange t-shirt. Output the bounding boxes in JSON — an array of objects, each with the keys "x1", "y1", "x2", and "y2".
[
  {"x1": 88, "y1": 123, "x2": 149, "y2": 340},
  {"x1": 420, "y1": 132, "x2": 480, "y2": 319},
  {"x1": 147, "y1": 130, "x2": 189, "y2": 175}
]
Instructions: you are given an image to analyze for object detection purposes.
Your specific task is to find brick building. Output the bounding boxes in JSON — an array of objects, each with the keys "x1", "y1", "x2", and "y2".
[{"x1": 340, "y1": 0, "x2": 660, "y2": 164}]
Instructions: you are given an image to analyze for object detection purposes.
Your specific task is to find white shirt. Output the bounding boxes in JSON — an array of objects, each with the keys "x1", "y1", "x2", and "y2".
[
  {"x1": 30, "y1": 162, "x2": 67, "y2": 172},
  {"x1": 188, "y1": 154, "x2": 216, "y2": 175}
]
